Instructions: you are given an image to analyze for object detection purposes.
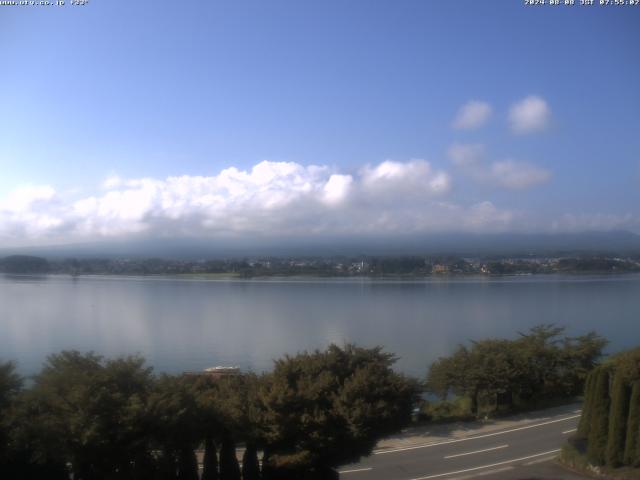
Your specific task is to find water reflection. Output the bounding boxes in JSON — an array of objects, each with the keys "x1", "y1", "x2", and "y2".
[{"x1": 1, "y1": 274, "x2": 639, "y2": 376}]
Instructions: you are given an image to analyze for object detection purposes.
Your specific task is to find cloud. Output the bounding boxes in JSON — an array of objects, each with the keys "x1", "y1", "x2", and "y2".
[
  {"x1": 488, "y1": 160, "x2": 551, "y2": 189},
  {"x1": 551, "y1": 213, "x2": 640, "y2": 233},
  {"x1": 448, "y1": 143, "x2": 485, "y2": 167},
  {"x1": 2, "y1": 160, "x2": 636, "y2": 245},
  {"x1": 360, "y1": 160, "x2": 451, "y2": 198},
  {"x1": 448, "y1": 144, "x2": 551, "y2": 190},
  {"x1": 5, "y1": 160, "x2": 516, "y2": 244},
  {"x1": 452, "y1": 100, "x2": 492, "y2": 130},
  {"x1": 509, "y1": 95, "x2": 550, "y2": 134}
]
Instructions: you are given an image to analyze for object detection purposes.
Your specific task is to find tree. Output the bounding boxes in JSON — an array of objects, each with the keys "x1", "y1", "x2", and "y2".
[
  {"x1": 623, "y1": 381, "x2": 640, "y2": 466},
  {"x1": 426, "y1": 325, "x2": 607, "y2": 418},
  {"x1": 147, "y1": 375, "x2": 204, "y2": 480},
  {"x1": 577, "y1": 369, "x2": 596, "y2": 439},
  {"x1": 0, "y1": 255, "x2": 50, "y2": 274},
  {"x1": 219, "y1": 434, "x2": 241, "y2": 480},
  {"x1": 561, "y1": 332, "x2": 608, "y2": 396},
  {"x1": 32, "y1": 349, "x2": 111, "y2": 478},
  {"x1": 21, "y1": 351, "x2": 154, "y2": 479},
  {"x1": 0, "y1": 361, "x2": 21, "y2": 412},
  {"x1": 242, "y1": 444, "x2": 261, "y2": 480},
  {"x1": 212, "y1": 374, "x2": 265, "y2": 480},
  {"x1": 177, "y1": 449, "x2": 199, "y2": 480},
  {"x1": 201, "y1": 436, "x2": 219, "y2": 480},
  {"x1": 259, "y1": 344, "x2": 419, "y2": 478},
  {"x1": 606, "y1": 372, "x2": 630, "y2": 467},
  {"x1": 427, "y1": 340, "x2": 526, "y2": 416},
  {"x1": 427, "y1": 346, "x2": 481, "y2": 414},
  {"x1": 587, "y1": 367, "x2": 611, "y2": 465}
]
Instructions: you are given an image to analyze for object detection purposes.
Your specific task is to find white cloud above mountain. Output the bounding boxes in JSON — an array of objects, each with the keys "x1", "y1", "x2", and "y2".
[
  {"x1": 1, "y1": 157, "x2": 637, "y2": 246},
  {"x1": 3, "y1": 159, "x2": 502, "y2": 244}
]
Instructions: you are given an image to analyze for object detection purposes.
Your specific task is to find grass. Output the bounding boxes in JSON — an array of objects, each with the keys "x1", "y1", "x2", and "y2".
[{"x1": 559, "y1": 442, "x2": 640, "y2": 480}]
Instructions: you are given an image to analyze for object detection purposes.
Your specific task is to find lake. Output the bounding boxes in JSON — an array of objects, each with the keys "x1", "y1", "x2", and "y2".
[{"x1": 1, "y1": 273, "x2": 639, "y2": 377}]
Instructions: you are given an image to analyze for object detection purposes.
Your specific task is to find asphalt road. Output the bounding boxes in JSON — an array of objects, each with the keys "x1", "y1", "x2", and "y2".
[{"x1": 338, "y1": 409, "x2": 582, "y2": 480}]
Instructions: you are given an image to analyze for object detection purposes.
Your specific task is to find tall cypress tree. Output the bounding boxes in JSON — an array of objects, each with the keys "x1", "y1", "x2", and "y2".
[
  {"x1": 156, "y1": 452, "x2": 178, "y2": 480},
  {"x1": 219, "y1": 435, "x2": 241, "y2": 480},
  {"x1": 606, "y1": 373, "x2": 630, "y2": 467},
  {"x1": 587, "y1": 367, "x2": 611, "y2": 466},
  {"x1": 578, "y1": 370, "x2": 596, "y2": 439},
  {"x1": 624, "y1": 381, "x2": 640, "y2": 467},
  {"x1": 242, "y1": 443, "x2": 261, "y2": 480},
  {"x1": 176, "y1": 448, "x2": 199, "y2": 480},
  {"x1": 202, "y1": 436, "x2": 219, "y2": 480}
]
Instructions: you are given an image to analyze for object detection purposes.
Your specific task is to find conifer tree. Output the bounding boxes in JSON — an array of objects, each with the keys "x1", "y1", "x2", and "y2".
[
  {"x1": 624, "y1": 381, "x2": 640, "y2": 466},
  {"x1": 219, "y1": 434, "x2": 241, "y2": 480},
  {"x1": 242, "y1": 443, "x2": 261, "y2": 480},
  {"x1": 606, "y1": 373, "x2": 630, "y2": 467},
  {"x1": 587, "y1": 367, "x2": 611, "y2": 465},
  {"x1": 202, "y1": 436, "x2": 219, "y2": 480},
  {"x1": 577, "y1": 370, "x2": 596, "y2": 439},
  {"x1": 177, "y1": 448, "x2": 199, "y2": 480}
]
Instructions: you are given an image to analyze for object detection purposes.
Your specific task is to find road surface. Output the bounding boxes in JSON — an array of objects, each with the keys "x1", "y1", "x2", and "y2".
[{"x1": 338, "y1": 406, "x2": 584, "y2": 480}]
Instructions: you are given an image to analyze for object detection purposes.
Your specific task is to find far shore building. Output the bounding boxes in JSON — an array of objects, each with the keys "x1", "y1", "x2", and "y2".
[
  {"x1": 184, "y1": 366, "x2": 242, "y2": 380},
  {"x1": 432, "y1": 264, "x2": 449, "y2": 274}
]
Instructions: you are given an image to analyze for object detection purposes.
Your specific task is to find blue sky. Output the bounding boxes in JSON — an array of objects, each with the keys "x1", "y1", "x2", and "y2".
[{"x1": 1, "y1": 0, "x2": 639, "y2": 245}]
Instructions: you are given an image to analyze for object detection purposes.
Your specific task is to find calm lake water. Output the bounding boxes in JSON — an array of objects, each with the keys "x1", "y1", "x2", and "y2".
[{"x1": 1, "y1": 274, "x2": 639, "y2": 377}]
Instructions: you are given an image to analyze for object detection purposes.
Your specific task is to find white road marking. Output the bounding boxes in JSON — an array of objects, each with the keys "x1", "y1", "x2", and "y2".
[
  {"x1": 338, "y1": 467, "x2": 373, "y2": 474},
  {"x1": 450, "y1": 466, "x2": 514, "y2": 480},
  {"x1": 374, "y1": 415, "x2": 580, "y2": 455},
  {"x1": 444, "y1": 444, "x2": 508, "y2": 459},
  {"x1": 410, "y1": 449, "x2": 561, "y2": 480},
  {"x1": 473, "y1": 466, "x2": 514, "y2": 477},
  {"x1": 523, "y1": 455, "x2": 557, "y2": 466},
  {"x1": 562, "y1": 428, "x2": 577, "y2": 434}
]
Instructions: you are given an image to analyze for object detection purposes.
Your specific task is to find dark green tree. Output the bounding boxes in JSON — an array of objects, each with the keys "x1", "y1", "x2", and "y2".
[
  {"x1": 427, "y1": 325, "x2": 606, "y2": 418},
  {"x1": 561, "y1": 332, "x2": 608, "y2": 396},
  {"x1": 177, "y1": 449, "x2": 199, "y2": 480},
  {"x1": 201, "y1": 436, "x2": 219, "y2": 480},
  {"x1": 260, "y1": 344, "x2": 419, "y2": 478},
  {"x1": 606, "y1": 372, "x2": 631, "y2": 467},
  {"x1": 22, "y1": 351, "x2": 154, "y2": 479},
  {"x1": 0, "y1": 361, "x2": 21, "y2": 412},
  {"x1": 577, "y1": 369, "x2": 596, "y2": 439},
  {"x1": 202, "y1": 373, "x2": 265, "y2": 480},
  {"x1": 623, "y1": 381, "x2": 640, "y2": 466},
  {"x1": 147, "y1": 375, "x2": 204, "y2": 480},
  {"x1": 516, "y1": 325, "x2": 564, "y2": 399},
  {"x1": 587, "y1": 367, "x2": 611, "y2": 465},
  {"x1": 242, "y1": 444, "x2": 261, "y2": 480},
  {"x1": 427, "y1": 340, "x2": 526, "y2": 416},
  {"x1": 219, "y1": 434, "x2": 241, "y2": 480},
  {"x1": 427, "y1": 346, "x2": 481, "y2": 414}
]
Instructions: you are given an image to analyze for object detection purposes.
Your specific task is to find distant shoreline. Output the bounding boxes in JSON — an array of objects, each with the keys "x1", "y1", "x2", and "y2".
[
  {"x1": 3, "y1": 271, "x2": 640, "y2": 284},
  {"x1": 2, "y1": 253, "x2": 639, "y2": 278}
]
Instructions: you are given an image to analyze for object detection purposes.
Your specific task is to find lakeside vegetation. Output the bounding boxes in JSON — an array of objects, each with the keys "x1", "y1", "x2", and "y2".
[
  {"x1": 424, "y1": 325, "x2": 606, "y2": 420},
  {"x1": 0, "y1": 345, "x2": 418, "y2": 480},
  {"x1": 1, "y1": 254, "x2": 640, "y2": 277},
  {"x1": 0, "y1": 326, "x2": 612, "y2": 479}
]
